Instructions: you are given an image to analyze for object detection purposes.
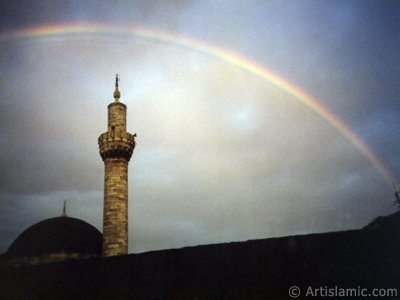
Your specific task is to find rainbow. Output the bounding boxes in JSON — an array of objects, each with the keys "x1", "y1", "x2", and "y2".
[{"x1": 0, "y1": 23, "x2": 395, "y2": 185}]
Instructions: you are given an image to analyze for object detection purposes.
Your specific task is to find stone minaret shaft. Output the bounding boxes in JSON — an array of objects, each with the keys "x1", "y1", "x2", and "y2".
[{"x1": 98, "y1": 75, "x2": 136, "y2": 256}]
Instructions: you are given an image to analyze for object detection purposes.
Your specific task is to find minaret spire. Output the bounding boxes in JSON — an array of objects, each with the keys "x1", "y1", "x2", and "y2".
[
  {"x1": 61, "y1": 200, "x2": 67, "y2": 217},
  {"x1": 113, "y1": 74, "x2": 121, "y2": 102}
]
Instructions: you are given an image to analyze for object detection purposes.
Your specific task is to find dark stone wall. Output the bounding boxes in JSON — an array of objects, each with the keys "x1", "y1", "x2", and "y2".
[{"x1": 1, "y1": 217, "x2": 399, "y2": 299}]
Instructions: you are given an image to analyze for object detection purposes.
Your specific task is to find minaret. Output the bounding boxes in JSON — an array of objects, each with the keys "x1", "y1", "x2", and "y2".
[{"x1": 98, "y1": 75, "x2": 136, "y2": 256}]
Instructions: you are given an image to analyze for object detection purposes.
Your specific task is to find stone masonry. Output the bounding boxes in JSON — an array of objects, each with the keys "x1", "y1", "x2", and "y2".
[{"x1": 98, "y1": 76, "x2": 136, "y2": 256}]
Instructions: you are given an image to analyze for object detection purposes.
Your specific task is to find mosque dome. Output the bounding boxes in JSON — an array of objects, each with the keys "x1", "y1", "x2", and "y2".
[{"x1": 6, "y1": 216, "x2": 102, "y2": 263}]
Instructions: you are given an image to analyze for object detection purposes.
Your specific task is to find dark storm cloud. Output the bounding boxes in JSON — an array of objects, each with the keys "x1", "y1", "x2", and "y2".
[
  {"x1": 0, "y1": 77, "x2": 103, "y2": 194},
  {"x1": 0, "y1": 0, "x2": 197, "y2": 31}
]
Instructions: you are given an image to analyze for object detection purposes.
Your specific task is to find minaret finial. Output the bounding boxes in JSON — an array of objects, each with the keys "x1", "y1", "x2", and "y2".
[
  {"x1": 61, "y1": 200, "x2": 67, "y2": 217},
  {"x1": 113, "y1": 74, "x2": 121, "y2": 102}
]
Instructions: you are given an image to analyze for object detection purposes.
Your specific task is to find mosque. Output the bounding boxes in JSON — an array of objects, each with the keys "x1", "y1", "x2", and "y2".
[
  {"x1": 2, "y1": 76, "x2": 135, "y2": 265},
  {"x1": 1, "y1": 77, "x2": 399, "y2": 299}
]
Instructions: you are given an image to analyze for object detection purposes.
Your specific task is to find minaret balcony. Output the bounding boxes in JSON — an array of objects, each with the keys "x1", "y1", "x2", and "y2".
[{"x1": 98, "y1": 131, "x2": 136, "y2": 161}]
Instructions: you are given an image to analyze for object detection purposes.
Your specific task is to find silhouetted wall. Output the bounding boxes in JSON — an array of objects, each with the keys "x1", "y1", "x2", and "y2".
[{"x1": 1, "y1": 214, "x2": 400, "y2": 299}]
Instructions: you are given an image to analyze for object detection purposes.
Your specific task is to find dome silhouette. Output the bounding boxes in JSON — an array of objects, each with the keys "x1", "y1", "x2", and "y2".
[{"x1": 7, "y1": 216, "x2": 102, "y2": 258}]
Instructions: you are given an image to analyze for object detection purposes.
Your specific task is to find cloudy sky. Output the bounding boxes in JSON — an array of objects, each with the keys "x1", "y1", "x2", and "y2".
[{"x1": 0, "y1": 0, "x2": 399, "y2": 254}]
